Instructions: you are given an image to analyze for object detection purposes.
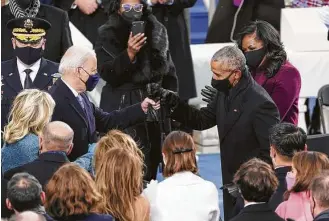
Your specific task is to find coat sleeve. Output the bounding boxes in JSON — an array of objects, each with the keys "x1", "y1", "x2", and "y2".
[
  {"x1": 52, "y1": 0, "x2": 75, "y2": 11},
  {"x1": 270, "y1": 67, "x2": 301, "y2": 121},
  {"x1": 95, "y1": 27, "x2": 137, "y2": 88},
  {"x1": 252, "y1": 100, "x2": 280, "y2": 164},
  {"x1": 171, "y1": 96, "x2": 217, "y2": 130},
  {"x1": 60, "y1": 10, "x2": 73, "y2": 59},
  {"x1": 93, "y1": 102, "x2": 146, "y2": 133}
]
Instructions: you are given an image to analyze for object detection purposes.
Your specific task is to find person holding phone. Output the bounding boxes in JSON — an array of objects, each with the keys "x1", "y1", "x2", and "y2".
[{"x1": 95, "y1": 0, "x2": 178, "y2": 182}]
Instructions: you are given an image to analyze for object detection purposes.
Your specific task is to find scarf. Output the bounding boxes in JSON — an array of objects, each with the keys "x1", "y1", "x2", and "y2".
[{"x1": 9, "y1": 0, "x2": 40, "y2": 18}]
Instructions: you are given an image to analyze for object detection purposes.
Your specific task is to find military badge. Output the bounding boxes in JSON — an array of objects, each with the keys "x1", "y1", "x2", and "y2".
[
  {"x1": 51, "y1": 73, "x2": 61, "y2": 84},
  {"x1": 24, "y1": 19, "x2": 34, "y2": 29}
]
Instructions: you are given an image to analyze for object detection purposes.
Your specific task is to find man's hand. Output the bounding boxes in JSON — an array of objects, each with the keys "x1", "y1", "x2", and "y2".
[
  {"x1": 141, "y1": 98, "x2": 160, "y2": 113},
  {"x1": 75, "y1": 0, "x2": 98, "y2": 15},
  {"x1": 146, "y1": 83, "x2": 180, "y2": 109},
  {"x1": 201, "y1": 85, "x2": 217, "y2": 104},
  {"x1": 127, "y1": 32, "x2": 147, "y2": 62}
]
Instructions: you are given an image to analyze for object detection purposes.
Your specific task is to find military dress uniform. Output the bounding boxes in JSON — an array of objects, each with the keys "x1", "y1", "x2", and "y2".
[{"x1": 1, "y1": 17, "x2": 60, "y2": 130}]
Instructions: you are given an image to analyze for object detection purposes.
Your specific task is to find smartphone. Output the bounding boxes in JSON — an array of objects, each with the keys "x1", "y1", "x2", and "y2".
[{"x1": 131, "y1": 21, "x2": 145, "y2": 36}]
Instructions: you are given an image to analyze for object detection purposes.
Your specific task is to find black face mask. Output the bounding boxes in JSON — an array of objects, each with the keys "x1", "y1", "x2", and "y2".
[
  {"x1": 211, "y1": 72, "x2": 234, "y2": 94},
  {"x1": 17, "y1": 0, "x2": 32, "y2": 9},
  {"x1": 15, "y1": 46, "x2": 43, "y2": 65},
  {"x1": 121, "y1": 11, "x2": 142, "y2": 23},
  {"x1": 244, "y1": 47, "x2": 266, "y2": 69}
]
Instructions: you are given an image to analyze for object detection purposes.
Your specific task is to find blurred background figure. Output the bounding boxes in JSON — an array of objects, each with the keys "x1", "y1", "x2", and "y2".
[
  {"x1": 237, "y1": 21, "x2": 301, "y2": 125},
  {"x1": 1, "y1": 17, "x2": 59, "y2": 130},
  {"x1": 95, "y1": 148, "x2": 149, "y2": 221},
  {"x1": 2, "y1": 89, "x2": 55, "y2": 173},
  {"x1": 143, "y1": 131, "x2": 220, "y2": 221},
  {"x1": 275, "y1": 151, "x2": 329, "y2": 221},
  {"x1": 45, "y1": 163, "x2": 113, "y2": 221},
  {"x1": 310, "y1": 170, "x2": 329, "y2": 221},
  {"x1": 95, "y1": 0, "x2": 177, "y2": 181},
  {"x1": 147, "y1": 0, "x2": 197, "y2": 102},
  {"x1": 1, "y1": 0, "x2": 72, "y2": 62},
  {"x1": 205, "y1": 0, "x2": 285, "y2": 43}
]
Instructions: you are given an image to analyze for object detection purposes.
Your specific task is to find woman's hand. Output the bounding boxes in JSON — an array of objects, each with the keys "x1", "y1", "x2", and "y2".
[{"x1": 127, "y1": 32, "x2": 147, "y2": 62}]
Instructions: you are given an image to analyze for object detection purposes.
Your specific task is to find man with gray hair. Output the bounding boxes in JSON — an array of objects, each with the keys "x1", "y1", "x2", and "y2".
[
  {"x1": 49, "y1": 45, "x2": 158, "y2": 161},
  {"x1": 4, "y1": 121, "x2": 74, "y2": 188},
  {"x1": 148, "y1": 45, "x2": 279, "y2": 220},
  {"x1": 310, "y1": 170, "x2": 329, "y2": 221}
]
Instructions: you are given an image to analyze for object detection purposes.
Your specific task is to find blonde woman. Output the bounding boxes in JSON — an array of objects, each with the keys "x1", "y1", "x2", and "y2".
[
  {"x1": 95, "y1": 148, "x2": 150, "y2": 221},
  {"x1": 92, "y1": 129, "x2": 144, "y2": 175},
  {"x1": 2, "y1": 89, "x2": 55, "y2": 173},
  {"x1": 143, "y1": 131, "x2": 219, "y2": 221}
]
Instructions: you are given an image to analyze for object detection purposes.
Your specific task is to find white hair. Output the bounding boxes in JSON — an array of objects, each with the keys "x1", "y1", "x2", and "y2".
[{"x1": 58, "y1": 45, "x2": 96, "y2": 74}]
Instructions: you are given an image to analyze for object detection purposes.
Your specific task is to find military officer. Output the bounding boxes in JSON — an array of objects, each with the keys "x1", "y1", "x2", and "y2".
[{"x1": 1, "y1": 17, "x2": 59, "y2": 130}]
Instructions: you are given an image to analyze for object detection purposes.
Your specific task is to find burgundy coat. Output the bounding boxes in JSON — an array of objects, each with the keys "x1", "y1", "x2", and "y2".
[{"x1": 252, "y1": 61, "x2": 301, "y2": 125}]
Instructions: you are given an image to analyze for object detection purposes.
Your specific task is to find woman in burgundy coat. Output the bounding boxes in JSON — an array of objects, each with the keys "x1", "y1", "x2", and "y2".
[{"x1": 237, "y1": 20, "x2": 301, "y2": 125}]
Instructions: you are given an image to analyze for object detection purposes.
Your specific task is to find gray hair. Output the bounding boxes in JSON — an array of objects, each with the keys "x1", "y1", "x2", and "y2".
[
  {"x1": 42, "y1": 121, "x2": 74, "y2": 150},
  {"x1": 311, "y1": 170, "x2": 329, "y2": 208},
  {"x1": 211, "y1": 45, "x2": 246, "y2": 72},
  {"x1": 58, "y1": 45, "x2": 96, "y2": 74}
]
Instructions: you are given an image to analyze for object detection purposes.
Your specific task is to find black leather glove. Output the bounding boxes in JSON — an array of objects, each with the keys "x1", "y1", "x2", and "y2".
[
  {"x1": 201, "y1": 85, "x2": 217, "y2": 104},
  {"x1": 147, "y1": 83, "x2": 180, "y2": 110}
]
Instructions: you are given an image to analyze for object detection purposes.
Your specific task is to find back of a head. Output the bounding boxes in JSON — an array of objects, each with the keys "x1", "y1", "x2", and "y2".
[
  {"x1": 269, "y1": 123, "x2": 307, "y2": 159},
  {"x1": 3, "y1": 89, "x2": 55, "y2": 144},
  {"x1": 95, "y1": 148, "x2": 143, "y2": 220},
  {"x1": 93, "y1": 130, "x2": 143, "y2": 173},
  {"x1": 211, "y1": 45, "x2": 247, "y2": 74},
  {"x1": 234, "y1": 158, "x2": 278, "y2": 202},
  {"x1": 162, "y1": 131, "x2": 198, "y2": 178},
  {"x1": 45, "y1": 163, "x2": 103, "y2": 219},
  {"x1": 41, "y1": 121, "x2": 74, "y2": 152},
  {"x1": 311, "y1": 170, "x2": 329, "y2": 209},
  {"x1": 291, "y1": 151, "x2": 329, "y2": 192},
  {"x1": 7, "y1": 173, "x2": 43, "y2": 212},
  {"x1": 58, "y1": 45, "x2": 96, "y2": 75},
  {"x1": 12, "y1": 211, "x2": 46, "y2": 221}
]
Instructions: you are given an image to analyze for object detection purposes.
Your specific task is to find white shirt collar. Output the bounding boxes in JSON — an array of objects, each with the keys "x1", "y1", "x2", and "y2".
[
  {"x1": 17, "y1": 58, "x2": 41, "y2": 88},
  {"x1": 61, "y1": 78, "x2": 79, "y2": 97},
  {"x1": 244, "y1": 202, "x2": 266, "y2": 208}
]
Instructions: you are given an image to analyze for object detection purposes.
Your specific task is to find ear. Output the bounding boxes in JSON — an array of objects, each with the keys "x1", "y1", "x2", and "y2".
[
  {"x1": 6, "y1": 199, "x2": 13, "y2": 210},
  {"x1": 42, "y1": 39, "x2": 46, "y2": 50},
  {"x1": 304, "y1": 144, "x2": 308, "y2": 151},
  {"x1": 270, "y1": 145, "x2": 276, "y2": 158},
  {"x1": 234, "y1": 70, "x2": 242, "y2": 80},
  {"x1": 66, "y1": 143, "x2": 73, "y2": 155},
  {"x1": 40, "y1": 191, "x2": 46, "y2": 204},
  {"x1": 11, "y1": 38, "x2": 16, "y2": 49},
  {"x1": 39, "y1": 136, "x2": 43, "y2": 152}
]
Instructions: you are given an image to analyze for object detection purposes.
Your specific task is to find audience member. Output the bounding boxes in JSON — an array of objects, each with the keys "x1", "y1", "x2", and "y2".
[
  {"x1": 143, "y1": 131, "x2": 219, "y2": 221},
  {"x1": 1, "y1": 0, "x2": 72, "y2": 62},
  {"x1": 205, "y1": 0, "x2": 284, "y2": 43},
  {"x1": 10, "y1": 211, "x2": 46, "y2": 221},
  {"x1": 269, "y1": 123, "x2": 307, "y2": 209},
  {"x1": 93, "y1": 130, "x2": 143, "y2": 175},
  {"x1": 5, "y1": 173, "x2": 51, "y2": 220},
  {"x1": 95, "y1": 148, "x2": 149, "y2": 221},
  {"x1": 276, "y1": 152, "x2": 329, "y2": 221},
  {"x1": 148, "y1": 45, "x2": 280, "y2": 220},
  {"x1": 231, "y1": 158, "x2": 283, "y2": 221},
  {"x1": 4, "y1": 121, "x2": 73, "y2": 188},
  {"x1": 147, "y1": 0, "x2": 197, "y2": 102},
  {"x1": 1, "y1": 17, "x2": 59, "y2": 130},
  {"x1": 310, "y1": 171, "x2": 329, "y2": 221},
  {"x1": 2, "y1": 89, "x2": 55, "y2": 173},
  {"x1": 45, "y1": 163, "x2": 113, "y2": 221},
  {"x1": 49, "y1": 45, "x2": 158, "y2": 161},
  {"x1": 236, "y1": 21, "x2": 301, "y2": 124},
  {"x1": 95, "y1": 0, "x2": 177, "y2": 181}
]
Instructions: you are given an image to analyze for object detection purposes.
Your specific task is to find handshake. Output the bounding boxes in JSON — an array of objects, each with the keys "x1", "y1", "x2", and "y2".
[{"x1": 146, "y1": 83, "x2": 180, "y2": 110}]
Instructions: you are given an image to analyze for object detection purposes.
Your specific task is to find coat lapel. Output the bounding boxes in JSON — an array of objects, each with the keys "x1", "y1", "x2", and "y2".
[
  {"x1": 33, "y1": 58, "x2": 52, "y2": 90},
  {"x1": 3, "y1": 59, "x2": 23, "y2": 93}
]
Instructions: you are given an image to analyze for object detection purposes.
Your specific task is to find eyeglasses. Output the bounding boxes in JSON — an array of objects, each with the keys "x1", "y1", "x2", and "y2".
[{"x1": 121, "y1": 3, "x2": 143, "y2": 12}]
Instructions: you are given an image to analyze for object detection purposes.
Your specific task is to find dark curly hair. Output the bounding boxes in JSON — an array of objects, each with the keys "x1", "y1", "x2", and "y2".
[
  {"x1": 237, "y1": 20, "x2": 287, "y2": 78},
  {"x1": 103, "y1": 0, "x2": 149, "y2": 16}
]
